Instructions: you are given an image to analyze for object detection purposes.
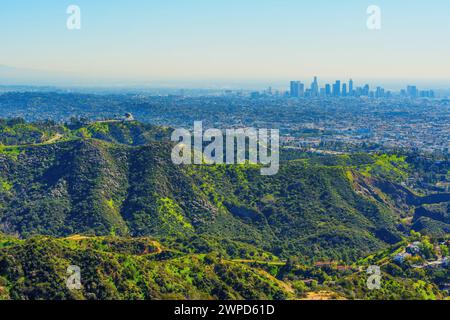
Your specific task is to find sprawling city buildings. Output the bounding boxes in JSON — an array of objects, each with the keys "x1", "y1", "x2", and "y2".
[
  {"x1": 289, "y1": 77, "x2": 435, "y2": 99},
  {"x1": 0, "y1": 82, "x2": 448, "y2": 156}
]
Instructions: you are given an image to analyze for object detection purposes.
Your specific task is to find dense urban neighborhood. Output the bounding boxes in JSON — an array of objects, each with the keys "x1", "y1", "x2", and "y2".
[{"x1": 0, "y1": 89, "x2": 448, "y2": 155}]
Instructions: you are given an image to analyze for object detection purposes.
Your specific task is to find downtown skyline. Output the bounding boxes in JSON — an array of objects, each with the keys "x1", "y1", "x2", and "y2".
[{"x1": 288, "y1": 77, "x2": 436, "y2": 99}]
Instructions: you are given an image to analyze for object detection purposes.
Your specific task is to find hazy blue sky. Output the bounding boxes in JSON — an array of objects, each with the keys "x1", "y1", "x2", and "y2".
[{"x1": 0, "y1": 0, "x2": 449, "y2": 86}]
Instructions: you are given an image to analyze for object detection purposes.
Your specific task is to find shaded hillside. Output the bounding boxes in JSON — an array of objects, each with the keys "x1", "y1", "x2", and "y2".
[
  {"x1": 413, "y1": 203, "x2": 450, "y2": 237},
  {"x1": 1, "y1": 234, "x2": 447, "y2": 300},
  {"x1": 0, "y1": 137, "x2": 411, "y2": 262},
  {"x1": 186, "y1": 162, "x2": 403, "y2": 261},
  {"x1": 0, "y1": 120, "x2": 448, "y2": 261},
  {"x1": 0, "y1": 120, "x2": 448, "y2": 300},
  {"x1": 0, "y1": 236, "x2": 291, "y2": 300}
]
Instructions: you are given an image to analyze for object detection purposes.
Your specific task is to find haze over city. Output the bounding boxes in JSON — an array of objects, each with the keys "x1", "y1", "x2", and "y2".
[{"x1": 1, "y1": 0, "x2": 449, "y2": 89}]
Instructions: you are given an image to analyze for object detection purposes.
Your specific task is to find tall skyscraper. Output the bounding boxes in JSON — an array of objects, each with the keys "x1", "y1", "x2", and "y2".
[
  {"x1": 299, "y1": 82, "x2": 305, "y2": 97},
  {"x1": 363, "y1": 84, "x2": 370, "y2": 96},
  {"x1": 376, "y1": 86, "x2": 385, "y2": 98},
  {"x1": 342, "y1": 83, "x2": 347, "y2": 97},
  {"x1": 290, "y1": 81, "x2": 300, "y2": 97},
  {"x1": 407, "y1": 85, "x2": 418, "y2": 98},
  {"x1": 311, "y1": 76, "x2": 319, "y2": 97},
  {"x1": 349, "y1": 79, "x2": 354, "y2": 96},
  {"x1": 333, "y1": 80, "x2": 341, "y2": 97},
  {"x1": 325, "y1": 84, "x2": 331, "y2": 96}
]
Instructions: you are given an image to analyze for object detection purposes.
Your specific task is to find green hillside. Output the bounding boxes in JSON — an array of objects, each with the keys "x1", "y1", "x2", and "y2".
[
  {"x1": 0, "y1": 119, "x2": 448, "y2": 300},
  {"x1": 0, "y1": 136, "x2": 403, "y2": 261},
  {"x1": 1, "y1": 233, "x2": 448, "y2": 300},
  {"x1": 0, "y1": 235, "x2": 291, "y2": 300}
]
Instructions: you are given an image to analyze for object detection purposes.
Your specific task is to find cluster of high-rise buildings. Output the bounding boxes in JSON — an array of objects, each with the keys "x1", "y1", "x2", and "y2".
[
  {"x1": 401, "y1": 85, "x2": 435, "y2": 98},
  {"x1": 289, "y1": 77, "x2": 435, "y2": 99}
]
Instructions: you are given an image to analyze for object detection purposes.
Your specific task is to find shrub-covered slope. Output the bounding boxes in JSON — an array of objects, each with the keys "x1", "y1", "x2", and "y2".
[
  {"x1": 0, "y1": 236, "x2": 291, "y2": 300},
  {"x1": 0, "y1": 138, "x2": 406, "y2": 261},
  {"x1": 0, "y1": 120, "x2": 447, "y2": 261}
]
